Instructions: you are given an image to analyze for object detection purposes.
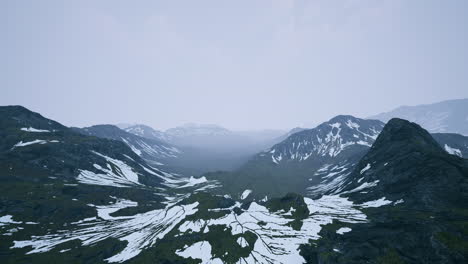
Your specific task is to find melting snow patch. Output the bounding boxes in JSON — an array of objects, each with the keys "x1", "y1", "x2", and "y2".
[
  {"x1": 346, "y1": 120, "x2": 360, "y2": 129},
  {"x1": 336, "y1": 227, "x2": 352, "y2": 235},
  {"x1": 0, "y1": 215, "x2": 22, "y2": 226},
  {"x1": 176, "y1": 241, "x2": 221, "y2": 263},
  {"x1": 272, "y1": 155, "x2": 279, "y2": 164},
  {"x1": 179, "y1": 219, "x2": 206, "y2": 233},
  {"x1": 12, "y1": 140, "x2": 48, "y2": 148},
  {"x1": 237, "y1": 237, "x2": 249, "y2": 248},
  {"x1": 21, "y1": 127, "x2": 50, "y2": 132},
  {"x1": 343, "y1": 180, "x2": 380, "y2": 194},
  {"x1": 360, "y1": 164, "x2": 371, "y2": 174},
  {"x1": 360, "y1": 197, "x2": 392, "y2": 208},
  {"x1": 393, "y1": 199, "x2": 404, "y2": 205},
  {"x1": 240, "y1": 189, "x2": 252, "y2": 200},
  {"x1": 177, "y1": 176, "x2": 208, "y2": 188},
  {"x1": 444, "y1": 144, "x2": 462, "y2": 157}
]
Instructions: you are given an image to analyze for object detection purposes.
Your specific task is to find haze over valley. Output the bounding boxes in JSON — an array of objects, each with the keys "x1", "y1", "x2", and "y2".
[{"x1": 2, "y1": 1, "x2": 468, "y2": 263}]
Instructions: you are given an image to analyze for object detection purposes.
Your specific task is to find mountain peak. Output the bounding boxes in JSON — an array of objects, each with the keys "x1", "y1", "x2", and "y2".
[
  {"x1": 0, "y1": 105, "x2": 66, "y2": 131},
  {"x1": 372, "y1": 118, "x2": 444, "y2": 154},
  {"x1": 265, "y1": 115, "x2": 385, "y2": 162},
  {"x1": 327, "y1": 115, "x2": 361, "y2": 123}
]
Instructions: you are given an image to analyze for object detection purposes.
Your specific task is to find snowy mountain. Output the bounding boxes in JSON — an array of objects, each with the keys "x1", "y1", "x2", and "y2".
[
  {"x1": 306, "y1": 118, "x2": 468, "y2": 263},
  {"x1": 166, "y1": 123, "x2": 232, "y2": 137},
  {"x1": 370, "y1": 98, "x2": 468, "y2": 135},
  {"x1": 1, "y1": 106, "x2": 467, "y2": 264},
  {"x1": 209, "y1": 114, "x2": 468, "y2": 200},
  {"x1": 124, "y1": 124, "x2": 172, "y2": 143},
  {"x1": 0, "y1": 106, "x2": 221, "y2": 263},
  {"x1": 266, "y1": 115, "x2": 383, "y2": 163},
  {"x1": 73, "y1": 125, "x2": 181, "y2": 167},
  {"x1": 208, "y1": 116, "x2": 385, "y2": 199}
]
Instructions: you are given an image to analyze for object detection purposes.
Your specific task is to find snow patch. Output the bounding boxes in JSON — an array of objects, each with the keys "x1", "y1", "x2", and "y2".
[
  {"x1": 176, "y1": 241, "x2": 220, "y2": 263},
  {"x1": 336, "y1": 227, "x2": 352, "y2": 235},
  {"x1": 240, "y1": 189, "x2": 252, "y2": 200},
  {"x1": 360, "y1": 197, "x2": 392, "y2": 208},
  {"x1": 0, "y1": 215, "x2": 22, "y2": 226},
  {"x1": 444, "y1": 144, "x2": 462, "y2": 157},
  {"x1": 21, "y1": 127, "x2": 50, "y2": 132},
  {"x1": 12, "y1": 139, "x2": 58, "y2": 149},
  {"x1": 237, "y1": 237, "x2": 249, "y2": 248},
  {"x1": 76, "y1": 151, "x2": 142, "y2": 188},
  {"x1": 360, "y1": 164, "x2": 371, "y2": 174}
]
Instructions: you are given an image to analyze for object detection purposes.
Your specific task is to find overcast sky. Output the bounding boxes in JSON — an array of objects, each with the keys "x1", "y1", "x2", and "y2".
[{"x1": 2, "y1": 0, "x2": 468, "y2": 130}]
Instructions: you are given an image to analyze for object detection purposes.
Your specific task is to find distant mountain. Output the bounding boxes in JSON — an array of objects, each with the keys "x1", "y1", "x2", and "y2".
[
  {"x1": 305, "y1": 118, "x2": 468, "y2": 263},
  {"x1": 124, "y1": 124, "x2": 171, "y2": 143},
  {"x1": 270, "y1": 127, "x2": 307, "y2": 146},
  {"x1": 115, "y1": 122, "x2": 137, "y2": 129},
  {"x1": 237, "y1": 129, "x2": 287, "y2": 145},
  {"x1": 72, "y1": 125, "x2": 180, "y2": 168},
  {"x1": 267, "y1": 115, "x2": 383, "y2": 163},
  {"x1": 433, "y1": 133, "x2": 468, "y2": 158},
  {"x1": 123, "y1": 123, "x2": 286, "y2": 175},
  {"x1": 165, "y1": 123, "x2": 251, "y2": 152},
  {"x1": 166, "y1": 123, "x2": 232, "y2": 137},
  {"x1": 370, "y1": 98, "x2": 468, "y2": 135},
  {"x1": 208, "y1": 115, "x2": 386, "y2": 199}
]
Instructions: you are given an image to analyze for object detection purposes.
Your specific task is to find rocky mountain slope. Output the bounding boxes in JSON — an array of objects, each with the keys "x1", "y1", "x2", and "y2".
[
  {"x1": 0, "y1": 106, "x2": 220, "y2": 263},
  {"x1": 1, "y1": 106, "x2": 467, "y2": 264},
  {"x1": 304, "y1": 119, "x2": 468, "y2": 263}
]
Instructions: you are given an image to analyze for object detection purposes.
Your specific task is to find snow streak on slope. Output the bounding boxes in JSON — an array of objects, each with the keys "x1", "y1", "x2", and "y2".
[
  {"x1": 11, "y1": 139, "x2": 59, "y2": 149},
  {"x1": 12, "y1": 197, "x2": 200, "y2": 263},
  {"x1": 307, "y1": 162, "x2": 356, "y2": 196},
  {"x1": 120, "y1": 137, "x2": 180, "y2": 159},
  {"x1": 20, "y1": 127, "x2": 51, "y2": 132},
  {"x1": 75, "y1": 151, "x2": 218, "y2": 191},
  {"x1": 77, "y1": 151, "x2": 142, "y2": 188}
]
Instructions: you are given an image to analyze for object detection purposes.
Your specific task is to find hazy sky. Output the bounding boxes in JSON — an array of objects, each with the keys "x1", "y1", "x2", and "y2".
[{"x1": 2, "y1": 0, "x2": 468, "y2": 130}]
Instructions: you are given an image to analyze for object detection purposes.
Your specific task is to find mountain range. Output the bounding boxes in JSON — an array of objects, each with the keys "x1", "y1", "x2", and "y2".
[
  {"x1": 121, "y1": 123, "x2": 286, "y2": 175},
  {"x1": 371, "y1": 98, "x2": 468, "y2": 135},
  {"x1": 1, "y1": 99, "x2": 467, "y2": 264}
]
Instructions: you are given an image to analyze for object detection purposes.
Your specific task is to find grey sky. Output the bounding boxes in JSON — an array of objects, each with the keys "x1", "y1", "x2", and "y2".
[{"x1": 2, "y1": 0, "x2": 468, "y2": 130}]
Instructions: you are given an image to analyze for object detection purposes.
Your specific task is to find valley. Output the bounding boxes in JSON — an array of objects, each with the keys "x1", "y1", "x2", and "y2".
[{"x1": 1, "y1": 101, "x2": 467, "y2": 263}]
